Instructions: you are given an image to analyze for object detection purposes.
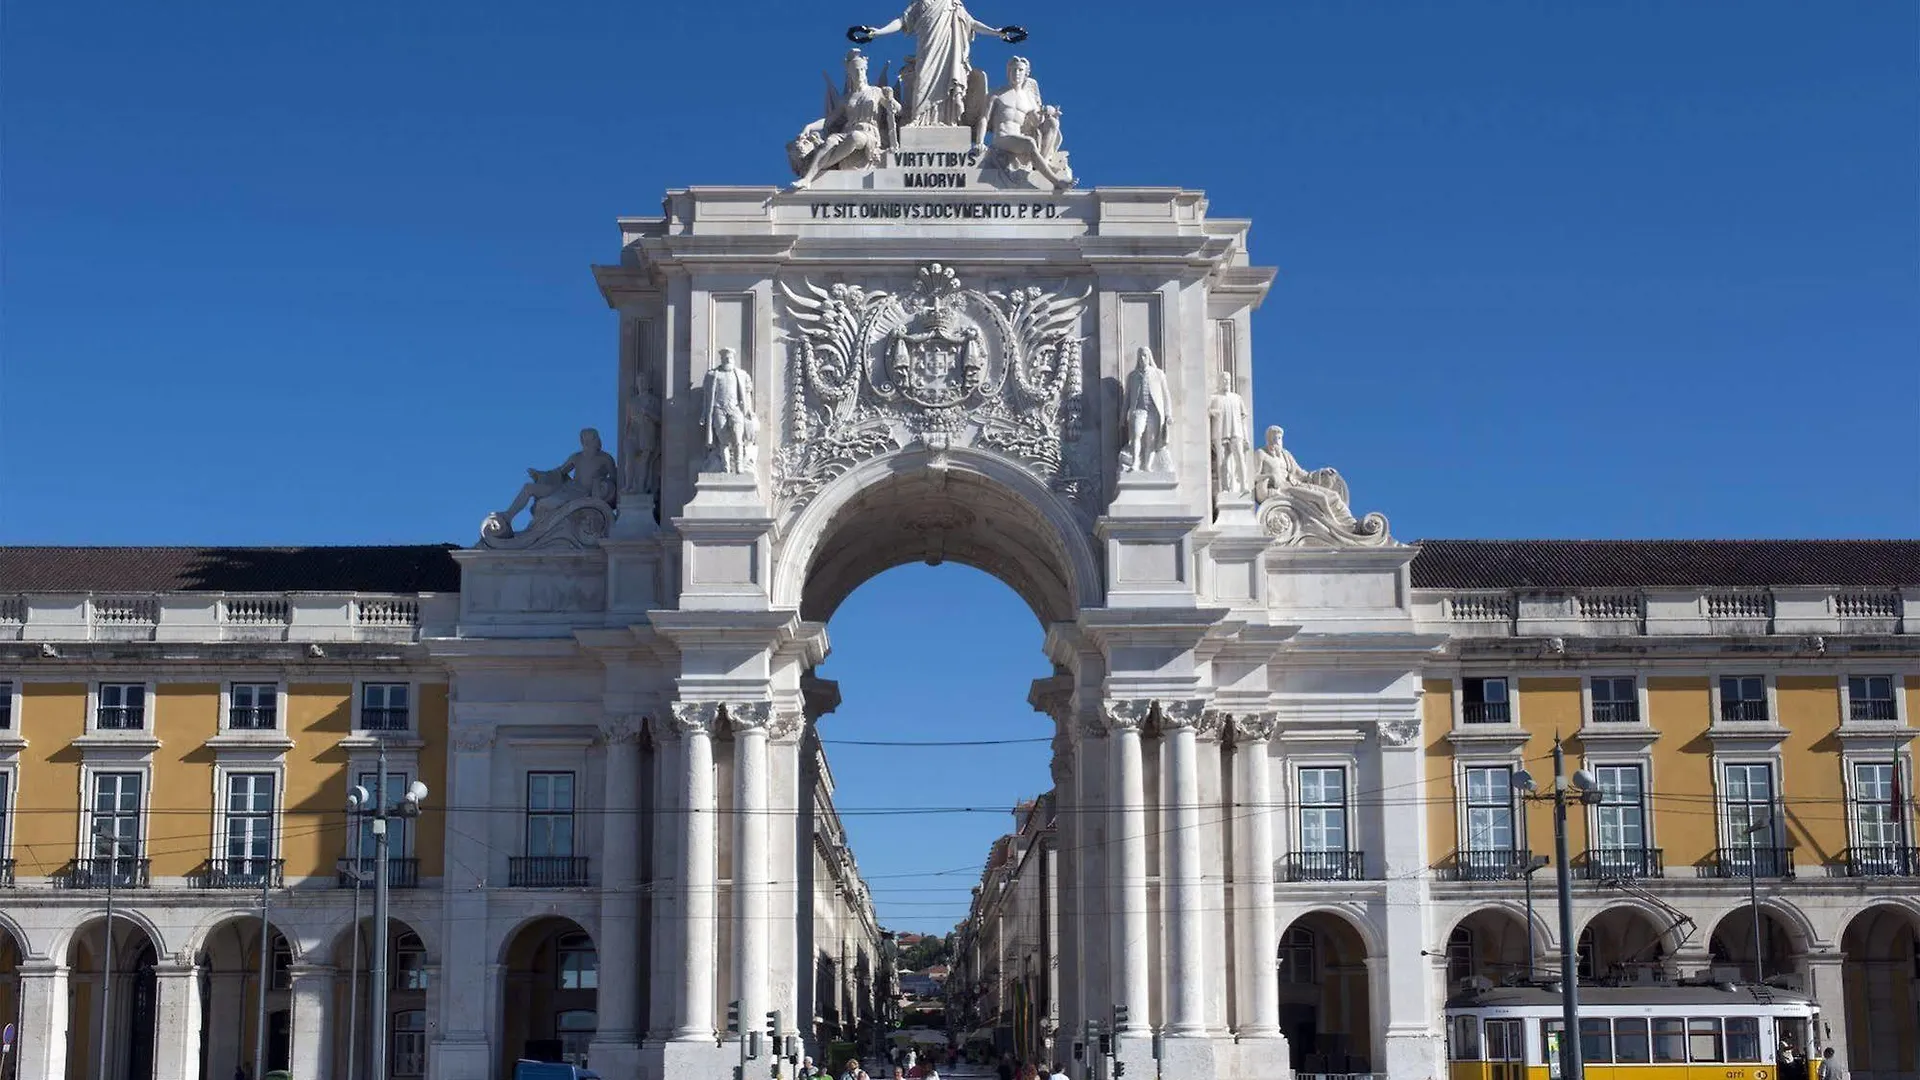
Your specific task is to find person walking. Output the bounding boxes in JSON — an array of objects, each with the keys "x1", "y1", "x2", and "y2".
[
  {"x1": 1821, "y1": 1047, "x2": 1845, "y2": 1080},
  {"x1": 843, "y1": 1058, "x2": 871, "y2": 1080}
]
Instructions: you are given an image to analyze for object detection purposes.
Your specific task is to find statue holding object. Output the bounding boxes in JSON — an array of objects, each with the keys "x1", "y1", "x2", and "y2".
[
  {"x1": 482, "y1": 428, "x2": 618, "y2": 542},
  {"x1": 790, "y1": 50, "x2": 901, "y2": 188},
  {"x1": 847, "y1": 0, "x2": 1024, "y2": 128},
  {"x1": 701, "y1": 348, "x2": 759, "y2": 474},
  {"x1": 977, "y1": 56, "x2": 1072, "y2": 190},
  {"x1": 1122, "y1": 346, "x2": 1172, "y2": 474}
]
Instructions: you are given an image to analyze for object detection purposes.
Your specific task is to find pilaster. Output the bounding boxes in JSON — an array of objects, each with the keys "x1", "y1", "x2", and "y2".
[
  {"x1": 1224, "y1": 711, "x2": 1281, "y2": 1041},
  {"x1": 430, "y1": 719, "x2": 497, "y2": 1079},
  {"x1": 287, "y1": 964, "x2": 333, "y2": 1080},
  {"x1": 1374, "y1": 717, "x2": 1443, "y2": 1080},
  {"x1": 589, "y1": 713, "x2": 647, "y2": 1078},
  {"x1": 14, "y1": 960, "x2": 69, "y2": 1080}
]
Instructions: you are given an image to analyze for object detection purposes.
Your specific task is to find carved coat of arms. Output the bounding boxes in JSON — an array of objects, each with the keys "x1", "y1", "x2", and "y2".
[{"x1": 777, "y1": 263, "x2": 1090, "y2": 511}]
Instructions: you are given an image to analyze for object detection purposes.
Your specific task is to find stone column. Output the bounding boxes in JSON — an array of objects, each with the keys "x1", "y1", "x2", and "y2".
[
  {"x1": 14, "y1": 960, "x2": 69, "y2": 1080},
  {"x1": 430, "y1": 721, "x2": 497, "y2": 1078},
  {"x1": 1374, "y1": 716, "x2": 1443, "y2": 1079},
  {"x1": 671, "y1": 700, "x2": 720, "y2": 1039},
  {"x1": 150, "y1": 960, "x2": 203, "y2": 1080},
  {"x1": 1800, "y1": 953, "x2": 1849, "y2": 1071},
  {"x1": 286, "y1": 963, "x2": 333, "y2": 1080},
  {"x1": 731, "y1": 702, "x2": 774, "y2": 1049},
  {"x1": 208, "y1": 972, "x2": 248, "y2": 1080},
  {"x1": 1106, "y1": 699, "x2": 1154, "y2": 1078},
  {"x1": 590, "y1": 713, "x2": 646, "y2": 1077},
  {"x1": 1160, "y1": 700, "x2": 1207, "y2": 1037},
  {"x1": 1227, "y1": 712, "x2": 1281, "y2": 1039}
]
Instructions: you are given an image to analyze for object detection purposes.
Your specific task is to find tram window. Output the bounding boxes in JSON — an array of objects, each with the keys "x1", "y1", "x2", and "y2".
[
  {"x1": 1726, "y1": 1017, "x2": 1761, "y2": 1062},
  {"x1": 1580, "y1": 1019, "x2": 1613, "y2": 1064},
  {"x1": 1542, "y1": 1020, "x2": 1563, "y2": 1065},
  {"x1": 1486, "y1": 1019, "x2": 1509, "y2": 1061},
  {"x1": 1689, "y1": 1017, "x2": 1725, "y2": 1063},
  {"x1": 1651, "y1": 1018, "x2": 1687, "y2": 1063},
  {"x1": 1451, "y1": 1016, "x2": 1481, "y2": 1060},
  {"x1": 1614, "y1": 1017, "x2": 1651, "y2": 1063}
]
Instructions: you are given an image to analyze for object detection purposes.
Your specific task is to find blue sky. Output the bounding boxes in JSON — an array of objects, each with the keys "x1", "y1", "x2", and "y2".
[{"x1": 4, "y1": 1, "x2": 1915, "y2": 932}]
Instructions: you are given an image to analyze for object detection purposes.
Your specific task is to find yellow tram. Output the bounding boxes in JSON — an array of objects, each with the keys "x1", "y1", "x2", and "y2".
[{"x1": 1445, "y1": 980, "x2": 1825, "y2": 1080}]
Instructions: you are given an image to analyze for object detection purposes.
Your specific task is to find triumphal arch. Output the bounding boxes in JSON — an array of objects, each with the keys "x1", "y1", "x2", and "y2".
[{"x1": 445, "y1": 10, "x2": 1438, "y2": 1080}]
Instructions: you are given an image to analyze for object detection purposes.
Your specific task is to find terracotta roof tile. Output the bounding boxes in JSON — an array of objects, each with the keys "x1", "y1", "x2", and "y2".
[
  {"x1": 0, "y1": 545, "x2": 461, "y2": 594},
  {"x1": 1408, "y1": 539, "x2": 1920, "y2": 590}
]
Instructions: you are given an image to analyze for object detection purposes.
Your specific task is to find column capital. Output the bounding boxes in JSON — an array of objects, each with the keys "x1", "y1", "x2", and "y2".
[
  {"x1": 151, "y1": 961, "x2": 201, "y2": 979},
  {"x1": 1376, "y1": 716, "x2": 1422, "y2": 748},
  {"x1": 15, "y1": 959, "x2": 66, "y2": 977},
  {"x1": 1215, "y1": 710, "x2": 1278, "y2": 744},
  {"x1": 1155, "y1": 698, "x2": 1208, "y2": 732},
  {"x1": 599, "y1": 713, "x2": 647, "y2": 747},
  {"x1": 668, "y1": 700, "x2": 721, "y2": 737},
  {"x1": 1101, "y1": 698, "x2": 1154, "y2": 733},
  {"x1": 287, "y1": 963, "x2": 337, "y2": 979}
]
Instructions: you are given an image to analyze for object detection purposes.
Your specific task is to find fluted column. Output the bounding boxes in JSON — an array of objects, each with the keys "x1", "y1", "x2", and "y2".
[
  {"x1": 15, "y1": 960, "x2": 70, "y2": 1080},
  {"x1": 591, "y1": 713, "x2": 646, "y2": 1073},
  {"x1": 1105, "y1": 700, "x2": 1152, "y2": 1027},
  {"x1": 1226, "y1": 712, "x2": 1281, "y2": 1038},
  {"x1": 1159, "y1": 699, "x2": 1208, "y2": 1036},
  {"x1": 730, "y1": 702, "x2": 774, "y2": 1046},
  {"x1": 671, "y1": 700, "x2": 720, "y2": 1039}
]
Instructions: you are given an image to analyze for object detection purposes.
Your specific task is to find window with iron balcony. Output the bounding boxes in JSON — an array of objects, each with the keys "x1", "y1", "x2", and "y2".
[
  {"x1": 360, "y1": 682, "x2": 411, "y2": 732},
  {"x1": 0, "y1": 680, "x2": 13, "y2": 730},
  {"x1": 96, "y1": 683, "x2": 146, "y2": 730},
  {"x1": 1462, "y1": 677, "x2": 1510, "y2": 724},
  {"x1": 228, "y1": 683, "x2": 278, "y2": 730},
  {"x1": 1849, "y1": 675, "x2": 1898, "y2": 722},
  {"x1": 1718, "y1": 676, "x2": 1769, "y2": 723},
  {"x1": 1590, "y1": 677, "x2": 1639, "y2": 724}
]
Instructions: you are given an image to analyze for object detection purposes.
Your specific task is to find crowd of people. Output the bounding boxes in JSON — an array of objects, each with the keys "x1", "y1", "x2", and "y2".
[{"x1": 803, "y1": 1049, "x2": 1069, "y2": 1080}]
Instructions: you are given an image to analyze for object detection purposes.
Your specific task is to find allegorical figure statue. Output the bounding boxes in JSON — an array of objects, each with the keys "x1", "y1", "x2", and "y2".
[
  {"x1": 1253, "y1": 425, "x2": 1353, "y2": 515},
  {"x1": 488, "y1": 428, "x2": 619, "y2": 535},
  {"x1": 851, "y1": 0, "x2": 1021, "y2": 127},
  {"x1": 1122, "y1": 346, "x2": 1171, "y2": 473},
  {"x1": 701, "y1": 348, "x2": 758, "y2": 473},
  {"x1": 1207, "y1": 371, "x2": 1250, "y2": 495},
  {"x1": 978, "y1": 56, "x2": 1072, "y2": 190},
  {"x1": 624, "y1": 362, "x2": 662, "y2": 495},
  {"x1": 791, "y1": 50, "x2": 901, "y2": 189}
]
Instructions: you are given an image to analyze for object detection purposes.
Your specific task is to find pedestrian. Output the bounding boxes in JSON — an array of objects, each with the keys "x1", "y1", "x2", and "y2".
[
  {"x1": 997, "y1": 1053, "x2": 1014, "y2": 1080},
  {"x1": 1822, "y1": 1047, "x2": 1845, "y2": 1080},
  {"x1": 1049, "y1": 1062, "x2": 1070, "y2": 1080},
  {"x1": 843, "y1": 1057, "x2": 869, "y2": 1080}
]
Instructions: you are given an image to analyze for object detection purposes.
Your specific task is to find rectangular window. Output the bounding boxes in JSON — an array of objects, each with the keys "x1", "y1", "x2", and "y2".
[
  {"x1": 392, "y1": 1010, "x2": 427, "y2": 1077},
  {"x1": 97, "y1": 683, "x2": 146, "y2": 730},
  {"x1": 0, "y1": 680, "x2": 13, "y2": 729},
  {"x1": 1687, "y1": 1017, "x2": 1723, "y2": 1063},
  {"x1": 1541, "y1": 1020, "x2": 1563, "y2": 1066},
  {"x1": 92, "y1": 772, "x2": 143, "y2": 857},
  {"x1": 1720, "y1": 676, "x2": 1768, "y2": 722},
  {"x1": 1449, "y1": 1016, "x2": 1481, "y2": 1061},
  {"x1": 225, "y1": 773, "x2": 276, "y2": 869},
  {"x1": 360, "y1": 683, "x2": 411, "y2": 732},
  {"x1": 354, "y1": 772, "x2": 413, "y2": 859},
  {"x1": 1590, "y1": 677, "x2": 1639, "y2": 723},
  {"x1": 229, "y1": 683, "x2": 278, "y2": 730},
  {"x1": 1725, "y1": 1017, "x2": 1760, "y2": 1062},
  {"x1": 1594, "y1": 764, "x2": 1646, "y2": 854},
  {"x1": 0, "y1": 771, "x2": 10, "y2": 855},
  {"x1": 1297, "y1": 767, "x2": 1347, "y2": 853},
  {"x1": 1580, "y1": 1018, "x2": 1613, "y2": 1064},
  {"x1": 1850, "y1": 675, "x2": 1898, "y2": 722},
  {"x1": 1722, "y1": 762, "x2": 1779, "y2": 860},
  {"x1": 1650, "y1": 1018, "x2": 1686, "y2": 1063},
  {"x1": 527, "y1": 772, "x2": 577, "y2": 857},
  {"x1": 1613, "y1": 1017, "x2": 1650, "y2": 1064},
  {"x1": 1463, "y1": 766, "x2": 1516, "y2": 851},
  {"x1": 1462, "y1": 677, "x2": 1510, "y2": 724}
]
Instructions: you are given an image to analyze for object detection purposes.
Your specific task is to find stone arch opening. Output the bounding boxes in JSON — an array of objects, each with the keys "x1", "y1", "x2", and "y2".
[
  {"x1": 1443, "y1": 906, "x2": 1541, "y2": 987},
  {"x1": 1576, "y1": 905, "x2": 1671, "y2": 982},
  {"x1": 328, "y1": 916, "x2": 432, "y2": 1080},
  {"x1": 0, "y1": 923, "x2": 21, "y2": 1070},
  {"x1": 501, "y1": 917, "x2": 599, "y2": 1075},
  {"x1": 65, "y1": 915, "x2": 159, "y2": 1080},
  {"x1": 1706, "y1": 901, "x2": 1811, "y2": 986},
  {"x1": 1276, "y1": 911, "x2": 1374, "y2": 1075},
  {"x1": 1840, "y1": 903, "x2": 1920, "y2": 1076},
  {"x1": 195, "y1": 914, "x2": 296, "y2": 1079}
]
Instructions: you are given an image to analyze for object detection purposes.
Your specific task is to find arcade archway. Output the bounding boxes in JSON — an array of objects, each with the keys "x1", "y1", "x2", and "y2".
[
  {"x1": 329, "y1": 917, "x2": 431, "y2": 1080},
  {"x1": 195, "y1": 915, "x2": 294, "y2": 1079},
  {"x1": 64, "y1": 915, "x2": 158, "y2": 1080},
  {"x1": 1840, "y1": 904, "x2": 1920, "y2": 1076},
  {"x1": 1706, "y1": 903, "x2": 1808, "y2": 985},
  {"x1": 1443, "y1": 907, "x2": 1539, "y2": 986},
  {"x1": 1578, "y1": 906, "x2": 1670, "y2": 981},
  {"x1": 500, "y1": 917, "x2": 599, "y2": 1075},
  {"x1": 1276, "y1": 912, "x2": 1374, "y2": 1075}
]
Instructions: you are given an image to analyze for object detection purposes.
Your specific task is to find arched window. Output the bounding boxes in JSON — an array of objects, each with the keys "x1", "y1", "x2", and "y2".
[
  {"x1": 557, "y1": 1008, "x2": 597, "y2": 1067},
  {"x1": 1446, "y1": 926, "x2": 1475, "y2": 985},
  {"x1": 391, "y1": 1010, "x2": 427, "y2": 1077},
  {"x1": 557, "y1": 932, "x2": 598, "y2": 990},
  {"x1": 1576, "y1": 927, "x2": 1597, "y2": 980},
  {"x1": 271, "y1": 934, "x2": 293, "y2": 990},
  {"x1": 1277, "y1": 926, "x2": 1317, "y2": 985},
  {"x1": 394, "y1": 930, "x2": 428, "y2": 990}
]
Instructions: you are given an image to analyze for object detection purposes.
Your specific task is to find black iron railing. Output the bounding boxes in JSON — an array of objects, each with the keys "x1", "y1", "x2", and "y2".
[
  {"x1": 1719, "y1": 699, "x2": 1770, "y2": 723},
  {"x1": 360, "y1": 707, "x2": 411, "y2": 732},
  {"x1": 96, "y1": 706, "x2": 145, "y2": 730},
  {"x1": 1463, "y1": 701, "x2": 1510, "y2": 724},
  {"x1": 60, "y1": 856, "x2": 151, "y2": 889},
  {"x1": 1850, "y1": 699, "x2": 1899, "y2": 723},
  {"x1": 1281, "y1": 850, "x2": 1366, "y2": 882},
  {"x1": 1580, "y1": 847, "x2": 1664, "y2": 880},
  {"x1": 1844, "y1": 845, "x2": 1920, "y2": 877},
  {"x1": 193, "y1": 857, "x2": 284, "y2": 889},
  {"x1": 0, "y1": 858, "x2": 13, "y2": 887},
  {"x1": 1590, "y1": 701, "x2": 1641, "y2": 724},
  {"x1": 336, "y1": 856, "x2": 421, "y2": 888},
  {"x1": 1710, "y1": 846, "x2": 1794, "y2": 879},
  {"x1": 228, "y1": 706, "x2": 278, "y2": 730},
  {"x1": 508, "y1": 855, "x2": 590, "y2": 888},
  {"x1": 1449, "y1": 849, "x2": 1535, "y2": 881}
]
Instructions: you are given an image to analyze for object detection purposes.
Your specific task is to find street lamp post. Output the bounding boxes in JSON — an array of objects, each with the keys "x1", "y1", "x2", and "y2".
[
  {"x1": 347, "y1": 745, "x2": 428, "y2": 1080},
  {"x1": 1515, "y1": 736, "x2": 1602, "y2": 1080},
  {"x1": 1746, "y1": 817, "x2": 1771, "y2": 984},
  {"x1": 92, "y1": 822, "x2": 122, "y2": 1080}
]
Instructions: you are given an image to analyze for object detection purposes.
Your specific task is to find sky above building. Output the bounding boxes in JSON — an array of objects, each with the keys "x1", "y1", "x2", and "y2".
[{"x1": 4, "y1": 0, "x2": 1915, "y2": 932}]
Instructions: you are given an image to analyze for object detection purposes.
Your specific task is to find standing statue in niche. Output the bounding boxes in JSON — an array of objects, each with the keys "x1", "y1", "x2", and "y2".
[
  {"x1": 977, "y1": 56, "x2": 1072, "y2": 190},
  {"x1": 790, "y1": 50, "x2": 901, "y2": 189},
  {"x1": 1207, "y1": 371, "x2": 1250, "y2": 495},
  {"x1": 701, "y1": 348, "x2": 759, "y2": 474},
  {"x1": 1121, "y1": 346, "x2": 1172, "y2": 474},
  {"x1": 848, "y1": 1, "x2": 1025, "y2": 128},
  {"x1": 625, "y1": 362, "x2": 662, "y2": 495},
  {"x1": 483, "y1": 428, "x2": 619, "y2": 539}
]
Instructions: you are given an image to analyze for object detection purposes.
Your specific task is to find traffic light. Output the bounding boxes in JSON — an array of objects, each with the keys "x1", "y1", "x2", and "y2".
[
  {"x1": 727, "y1": 1000, "x2": 741, "y2": 1035},
  {"x1": 1113, "y1": 1004, "x2": 1130, "y2": 1029},
  {"x1": 1097, "y1": 1035, "x2": 1112, "y2": 1057},
  {"x1": 748, "y1": 1032, "x2": 763, "y2": 1059},
  {"x1": 766, "y1": 1009, "x2": 782, "y2": 1039},
  {"x1": 1114, "y1": 1062, "x2": 1126, "y2": 1078},
  {"x1": 1073, "y1": 1041, "x2": 1084, "y2": 1062},
  {"x1": 1151, "y1": 1034, "x2": 1165, "y2": 1062}
]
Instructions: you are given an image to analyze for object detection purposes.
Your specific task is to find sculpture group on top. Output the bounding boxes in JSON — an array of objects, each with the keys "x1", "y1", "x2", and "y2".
[
  {"x1": 480, "y1": 428, "x2": 619, "y2": 548},
  {"x1": 786, "y1": 1, "x2": 1072, "y2": 190},
  {"x1": 1251, "y1": 425, "x2": 1391, "y2": 546}
]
